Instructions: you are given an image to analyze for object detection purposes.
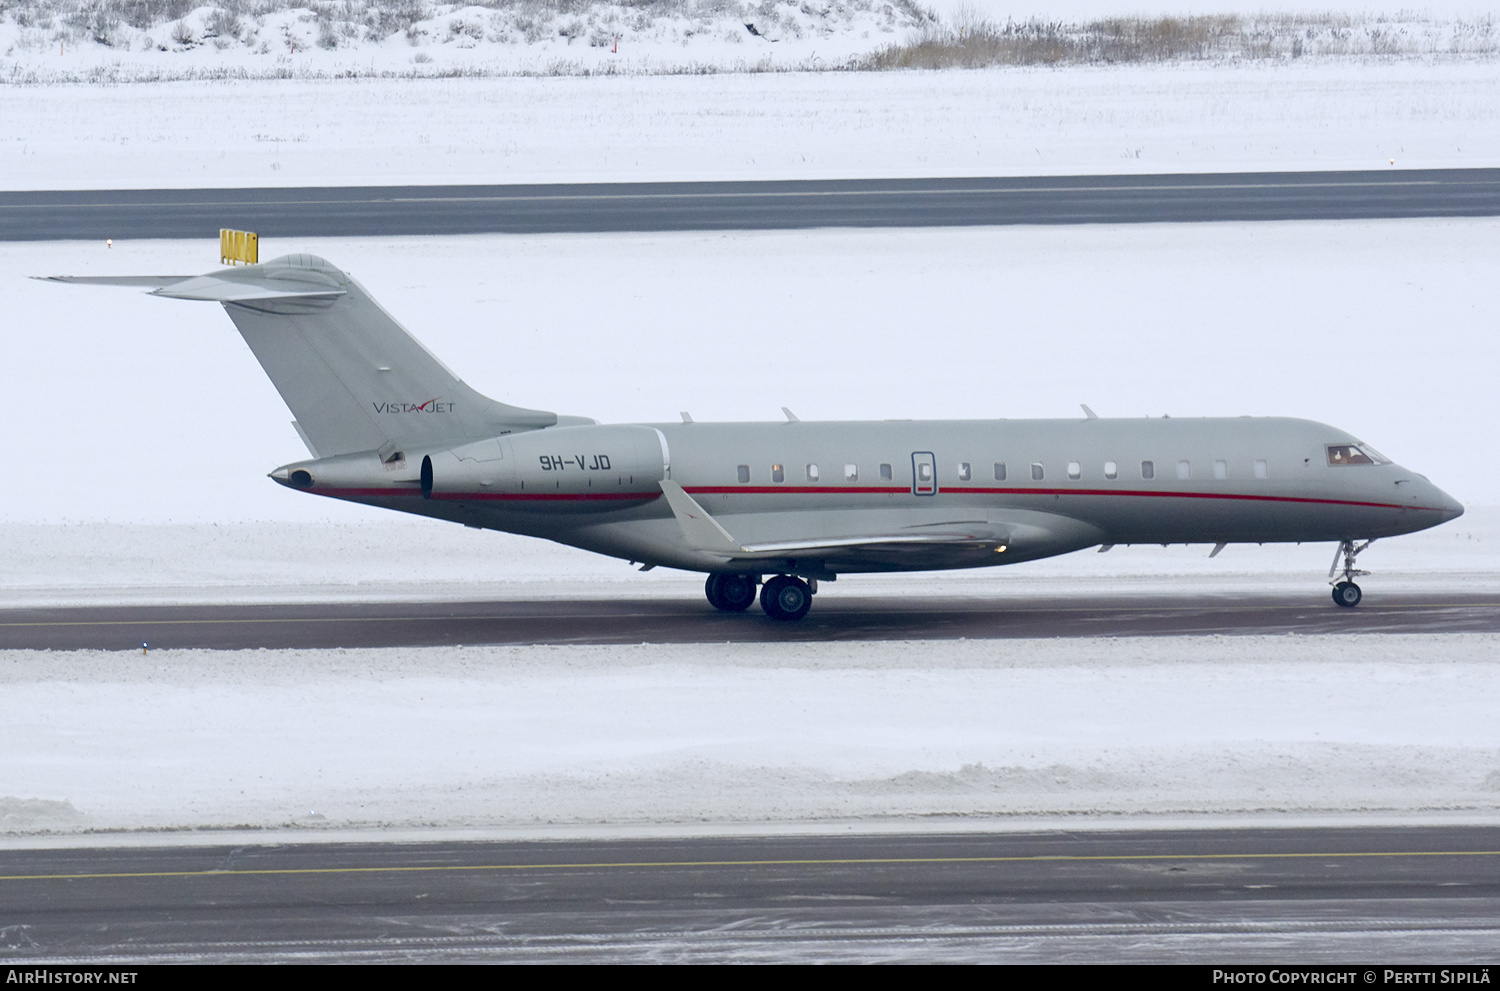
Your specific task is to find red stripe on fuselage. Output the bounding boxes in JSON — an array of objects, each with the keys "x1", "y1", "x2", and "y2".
[
  {"x1": 683, "y1": 485, "x2": 1435, "y2": 512},
  {"x1": 308, "y1": 485, "x2": 1439, "y2": 513}
]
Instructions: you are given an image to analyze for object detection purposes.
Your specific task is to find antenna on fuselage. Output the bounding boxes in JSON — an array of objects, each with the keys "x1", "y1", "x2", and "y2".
[{"x1": 1081, "y1": 404, "x2": 1098, "y2": 420}]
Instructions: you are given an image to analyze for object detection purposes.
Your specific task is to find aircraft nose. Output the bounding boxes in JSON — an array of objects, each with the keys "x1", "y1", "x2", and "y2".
[{"x1": 1435, "y1": 487, "x2": 1465, "y2": 522}]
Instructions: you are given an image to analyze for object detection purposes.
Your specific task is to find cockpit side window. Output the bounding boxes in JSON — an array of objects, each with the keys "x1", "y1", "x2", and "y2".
[{"x1": 1327, "y1": 444, "x2": 1389, "y2": 466}]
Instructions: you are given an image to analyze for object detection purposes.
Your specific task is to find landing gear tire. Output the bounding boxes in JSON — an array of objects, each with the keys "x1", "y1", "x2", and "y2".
[
  {"x1": 760, "y1": 575, "x2": 812, "y2": 622},
  {"x1": 705, "y1": 573, "x2": 757, "y2": 613},
  {"x1": 1332, "y1": 581, "x2": 1362, "y2": 608}
]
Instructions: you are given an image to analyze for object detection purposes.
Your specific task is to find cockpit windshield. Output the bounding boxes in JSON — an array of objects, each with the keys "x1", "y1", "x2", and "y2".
[{"x1": 1326, "y1": 443, "x2": 1391, "y2": 467}]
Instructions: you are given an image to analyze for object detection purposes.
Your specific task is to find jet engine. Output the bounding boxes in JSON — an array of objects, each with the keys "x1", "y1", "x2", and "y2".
[{"x1": 421, "y1": 424, "x2": 668, "y2": 512}]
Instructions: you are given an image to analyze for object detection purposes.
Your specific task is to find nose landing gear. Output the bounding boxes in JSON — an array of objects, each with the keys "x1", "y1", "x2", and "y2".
[{"x1": 1329, "y1": 539, "x2": 1373, "y2": 608}]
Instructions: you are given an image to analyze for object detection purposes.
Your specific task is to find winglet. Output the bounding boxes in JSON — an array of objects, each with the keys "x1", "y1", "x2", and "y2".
[{"x1": 658, "y1": 480, "x2": 743, "y2": 553}]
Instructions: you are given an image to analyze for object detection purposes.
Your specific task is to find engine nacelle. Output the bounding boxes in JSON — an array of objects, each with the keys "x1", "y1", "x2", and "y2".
[{"x1": 421, "y1": 424, "x2": 667, "y2": 512}]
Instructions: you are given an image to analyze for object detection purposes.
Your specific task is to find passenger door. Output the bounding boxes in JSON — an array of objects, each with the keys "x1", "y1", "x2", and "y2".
[{"x1": 911, "y1": 451, "x2": 937, "y2": 496}]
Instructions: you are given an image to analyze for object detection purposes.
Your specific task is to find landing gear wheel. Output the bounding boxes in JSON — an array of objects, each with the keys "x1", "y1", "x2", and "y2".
[
  {"x1": 1332, "y1": 581, "x2": 1362, "y2": 608},
  {"x1": 760, "y1": 575, "x2": 812, "y2": 622},
  {"x1": 705, "y1": 574, "x2": 756, "y2": 613},
  {"x1": 704, "y1": 574, "x2": 725, "y2": 610}
]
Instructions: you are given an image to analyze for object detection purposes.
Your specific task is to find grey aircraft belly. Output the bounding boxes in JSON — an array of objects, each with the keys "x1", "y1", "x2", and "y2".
[{"x1": 46, "y1": 254, "x2": 1464, "y2": 621}]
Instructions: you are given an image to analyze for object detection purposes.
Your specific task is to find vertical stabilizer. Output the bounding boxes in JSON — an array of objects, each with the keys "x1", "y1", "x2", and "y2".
[{"x1": 152, "y1": 254, "x2": 557, "y2": 457}]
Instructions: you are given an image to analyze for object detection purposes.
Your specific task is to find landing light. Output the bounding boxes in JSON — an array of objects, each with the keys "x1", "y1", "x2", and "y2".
[{"x1": 995, "y1": 544, "x2": 1008, "y2": 553}]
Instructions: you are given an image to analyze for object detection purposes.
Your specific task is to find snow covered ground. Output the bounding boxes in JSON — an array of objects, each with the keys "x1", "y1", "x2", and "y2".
[
  {"x1": 4, "y1": 634, "x2": 1499, "y2": 838},
  {"x1": 5, "y1": 59, "x2": 1499, "y2": 188}
]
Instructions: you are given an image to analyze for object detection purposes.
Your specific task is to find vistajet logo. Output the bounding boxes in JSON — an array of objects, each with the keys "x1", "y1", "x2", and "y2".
[{"x1": 373, "y1": 398, "x2": 455, "y2": 414}]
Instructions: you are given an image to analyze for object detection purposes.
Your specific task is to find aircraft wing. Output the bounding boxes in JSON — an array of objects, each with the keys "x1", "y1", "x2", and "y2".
[
  {"x1": 658, "y1": 481, "x2": 1004, "y2": 561},
  {"x1": 732, "y1": 533, "x2": 996, "y2": 556}
]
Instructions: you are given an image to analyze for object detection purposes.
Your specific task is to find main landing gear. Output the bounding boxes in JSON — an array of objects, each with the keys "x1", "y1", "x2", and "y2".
[
  {"x1": 704, "y1": 573, "x2": 814, "y2": 621},
  {"x1": 704, "y1": 573, "x2": 757, "y2": 612},
  {"x1": 1329, "y1": 539, "x2": 1373, "y2": 608},
  {"x1": 760, "y1": 575, "x2": 813, "y2": 622}
]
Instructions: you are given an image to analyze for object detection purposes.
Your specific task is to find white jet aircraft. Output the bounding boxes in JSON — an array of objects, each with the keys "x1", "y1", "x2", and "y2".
[{"x1": 49, "y1": 254, "x2": 1464, "y2": 621}]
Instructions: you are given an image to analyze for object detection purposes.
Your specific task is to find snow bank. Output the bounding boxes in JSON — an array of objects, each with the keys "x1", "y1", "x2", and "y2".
[
  {"x1": 4, "y1": 60, "x2": 1499, "y2": 189},
  {"x1": 4, "y1": 634, "x2": 1498, "y2": 837}
]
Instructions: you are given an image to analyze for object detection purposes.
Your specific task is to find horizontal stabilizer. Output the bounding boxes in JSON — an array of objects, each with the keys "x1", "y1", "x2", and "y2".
[
  {"x1": 150, "y1": 271, "x2": 346, "y2": 303},
  {"x1": 40, "y1": 269, "x2": 347, "y2": 302},
  {"x1": 38, "y1": 275, "x2": 194, "y2": 288}
]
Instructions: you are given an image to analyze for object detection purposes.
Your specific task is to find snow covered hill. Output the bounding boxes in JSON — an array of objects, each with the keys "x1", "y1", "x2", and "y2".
[
  {"x1": 1, "y1": 0, "x2": 1496, "y2": 81},
  {"x1": 3, "y1": 0, "x2": 934, "y2": 80}
]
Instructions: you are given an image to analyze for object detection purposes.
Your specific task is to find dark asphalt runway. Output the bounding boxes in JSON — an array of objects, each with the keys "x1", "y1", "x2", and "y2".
[
  {"x1": 2, "y1": 591, "x2": 1495, "y2": 651},
  {"x1": 5, "y1": 169, "x2": 1499, "y2": 241},
  {"x1": 4, "y1": 827, "x2": 1499, "y2": 963}
]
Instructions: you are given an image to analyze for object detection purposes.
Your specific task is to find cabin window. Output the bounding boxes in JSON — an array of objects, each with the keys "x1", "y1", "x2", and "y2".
[
  {"x1": 1141, "y1": 460, "x2": 1155, "y2": 480},
  {"x1": 806, "y1": 463, "x2": 819, "y2": 482},
  {"x1": 917, "y1": 462, "x2": 933, "y2": 482},
  {"x1": 958, "y1": 462, "x2": 971, "y2": 481},
  {"x1": 880, "y1": 463, "x2": 892, "y2": 481},
  {"x1": 1327, "y1": 444, "x2": 1388, "y2": 466},
  {"x1": 1031, "y1": 462, "x2": 1045, "y2": 481},
  {"x1": 845, "y1": 464, "x2": 858, "y2": 481},
  {"x1": 1214, "y1": 459, "x2": 1227, "y2": 480},
  {"x1": 737, "y1": 464, "x2": 750, "y2": 484},
  {"x1": 1104, "y1": 461, "x2": 1118, "y2": 479},
  {"x1": 1177, "y1": 460, "x2": 1191, "y2": 480},
  {"x1": 771, "y1": 464, "x2": 785, "y2": 483},
  {"x1": 1254, "y1": 459, "x2": 1268, "y2": 479},
  {"x1": 1067, "y1": 462, "x2": 1081, "y2": 480},
  {"x1": 994, "y1": 462, "x2": 1007, "y2": 481}
]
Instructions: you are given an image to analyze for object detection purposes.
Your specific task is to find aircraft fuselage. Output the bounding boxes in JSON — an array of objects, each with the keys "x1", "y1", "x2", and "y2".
[{"x1": 275, "y1": 415, "x2": 1463, "y2": 578}]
